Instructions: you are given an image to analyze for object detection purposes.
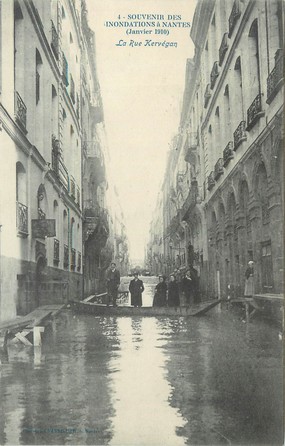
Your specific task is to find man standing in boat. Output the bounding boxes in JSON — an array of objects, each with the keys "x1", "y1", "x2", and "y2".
[
  {"x1": 129, "y1": 272, "x2": 144, "y2": 307},
  {"x1": 106, "y1": 262, "x2": 120, "y2": 306}
]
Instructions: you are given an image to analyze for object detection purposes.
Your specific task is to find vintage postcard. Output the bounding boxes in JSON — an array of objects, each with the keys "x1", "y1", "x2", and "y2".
[{"x1": 0, "y1": 0, "x2": 283, "y2": 445}]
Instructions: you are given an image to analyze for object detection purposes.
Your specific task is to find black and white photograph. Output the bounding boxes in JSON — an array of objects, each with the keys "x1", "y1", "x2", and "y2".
[{"x1": 0, "y1": 0, "x2": 283, "y2": 444}]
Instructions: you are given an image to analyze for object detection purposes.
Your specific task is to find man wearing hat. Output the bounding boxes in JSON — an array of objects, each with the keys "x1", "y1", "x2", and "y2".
[
  {"x1": 129, "y1": 273, "x2": 144, "y2": 307},
  {"x1": 106, "y1": 262, "x2": 120, "y2": 306},
  {"x1": 244, "y1": 261, "x2": 254, "y2": 298}
]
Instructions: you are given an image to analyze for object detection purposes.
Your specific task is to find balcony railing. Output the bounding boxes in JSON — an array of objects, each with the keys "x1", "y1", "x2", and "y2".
[
  {"x1": 229, "y1": 0, "x2": 241, "y2": 38},
  {"x1": 51, "y1": 20, "x2": 59, "y2": 59},
  {"x1": 53, "y1": 238, "x2": 60, "y2": 266},
  {"x1": 214, "y1": 158, "x2": 224, "y2": 180},
  {"x1": 207, "y1": 172, "x2": 215, "y2": 191},
  {"x1": 223, "y1": 141, "x2": 234, "y2": 166},
  {"x1": 62, "y1": 53, "x2": 69, "y2": 86},
  {"x1": 77, "y1": 252, "x2": 81, "y2": 272},
  {"x1": 16, "y1": 202, "x2": 28, "y2": 235},
  {"x1": 70, "y1": 176, "x2": 76, "y2": 198},
  {"x1": 64, "y1": 244, "x2": 69, "y2": 268},
  {"x1": 219, "y1": 33, "x2": 228, "y2": 66},
  {"x1": 246, "y1": 93, "x2": 264, "y2": 131},
  {"x1": 71, "y1": 248, "x2": 76, "y2": 271},
  {"x1": 234, "y1": 120, "x2": 247, "y2": 150},
  {"x1": 70, "y1": 75, "x2": 75, "y2": 104},
  {"x1": 210, "y1": 62, "x2": 219, "y2": 89},
  {"x1": 204, "y1": 84, "x2": 211, "y2": 108},
  {"x1": 267, "y1": 49, "x2": 284, "y2": 104},
  {"x1": 15, "y1": 91, "x2": 27, "y2": 131}
]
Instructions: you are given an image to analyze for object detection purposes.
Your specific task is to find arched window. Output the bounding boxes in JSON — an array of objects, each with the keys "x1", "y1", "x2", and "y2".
[
  {"x1": 14, "y1": 1, "x2": 25, "y2": 111},
  {"x1": 16, "y1": 162, "x2": 28, "y2": 235},
  {"x1": 16, "y1": 162, "x2": 26, "y2": 204},
  {"x1": 255, "y1": 164, "x2": 270, "y2": 225},
  {"x1": 36, "y1": 49, "x2": 43, "y2": 105},
  {"x1": 52, "y1": 85, "x2": 57, "y2": 136},
  {"x1": 233, "y1": 56, "x2": 245, "y2": 126},
  {"x1": 223, "y1": 85, "x2": 231, "y2": 142},
  {"x1": 248, "y1": 19, "x2": 260, "y2": 100}
]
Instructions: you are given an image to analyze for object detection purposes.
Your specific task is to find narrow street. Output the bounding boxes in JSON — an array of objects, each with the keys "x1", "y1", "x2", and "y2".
[{"x1": 0, "y1": 278, "x2": 282, "y2": 445}]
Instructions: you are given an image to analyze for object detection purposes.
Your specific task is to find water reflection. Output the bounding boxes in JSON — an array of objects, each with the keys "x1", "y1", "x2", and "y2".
[
  {"x1": 0, "y1": 305, "x2": 282, "y2": 445},
  {"x1": 110, "y1": 318, "x2": 185, "y2": 446}
]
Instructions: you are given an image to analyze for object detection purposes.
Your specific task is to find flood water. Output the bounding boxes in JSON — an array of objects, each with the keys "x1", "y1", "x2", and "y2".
[{"x1": 0, "y1": 278, "x2": 283, "y2": 445}]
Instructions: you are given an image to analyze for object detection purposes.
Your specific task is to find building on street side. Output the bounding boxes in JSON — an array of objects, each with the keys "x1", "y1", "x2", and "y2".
[{"x1": 146, "y1": 0, "x2": 283, "y2": 300}]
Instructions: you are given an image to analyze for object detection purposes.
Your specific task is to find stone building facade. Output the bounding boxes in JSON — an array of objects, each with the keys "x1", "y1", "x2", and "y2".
[
  {"x1": 0, "y1": 0, "x2": 111, "y2": 321},
  {"x1": 147, "y1": 0, "x2": 283, "y2": 299}
]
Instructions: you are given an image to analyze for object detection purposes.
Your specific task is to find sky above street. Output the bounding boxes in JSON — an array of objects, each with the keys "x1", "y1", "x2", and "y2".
[{"x1": 86, "y1": 0, "x2": 196, "y2": 263}]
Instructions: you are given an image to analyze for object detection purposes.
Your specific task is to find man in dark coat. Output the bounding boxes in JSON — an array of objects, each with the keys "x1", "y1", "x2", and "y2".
[
  {"x1": 180, "y1": 270, "x2": 193, "y2": 305},
  {"x1": 129, "y1": 273, "x2": 144, "y2": 307},
  {"x1": 106, "y1": 262, "x2": 120, "y2": 306}
]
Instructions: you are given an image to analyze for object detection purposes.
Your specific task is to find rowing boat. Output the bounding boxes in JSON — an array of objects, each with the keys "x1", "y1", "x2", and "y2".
[{"x1": 70, "y1": 299, "x2": 221, "y2": 317}]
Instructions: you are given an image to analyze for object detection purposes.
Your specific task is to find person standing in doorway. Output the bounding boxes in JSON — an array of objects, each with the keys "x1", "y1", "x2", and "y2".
[
  {"x1": 106, "y1": 262, "x2": 120, "y2": 306},
  {"x1": 129, "y1": 273, "x2": 144, "y2": 307},
  {"x1": 244, "y1": 261, "x2": 254, "y2": 298}
]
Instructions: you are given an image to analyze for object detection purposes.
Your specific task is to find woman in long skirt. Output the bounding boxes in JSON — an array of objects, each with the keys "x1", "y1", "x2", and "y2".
[
  {"x1": 167, "y1": 275, "x2": 180, "y2": 307},
  {"x1": 153, "y1": 276, "x2": 167, "y2": 307},
  {"x1": 244, "y1": 261, "x2": 254, "y2": 297}
]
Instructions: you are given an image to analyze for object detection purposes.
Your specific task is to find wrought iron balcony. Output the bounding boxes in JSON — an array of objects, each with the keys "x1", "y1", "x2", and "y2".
[
  {"x1": 84, "y1": 204, "x2": 110, "y2": 241},
  {"x1": 229, "y1": 0, "x2": 241, "y2": 38},
  {"x1": 64, "y1": 244, "x2": 69, "y2": 268},
  {"x1": 62, "y1": 53, "x2": 69, "y2": 86},
  {"x1": 207, "y1": 172, "x2": 215, "y2": 191},
  {"x1": 70, "y1": 74, "x2": 75, "y2": 104},
  {"x1": 77, "y1": 252, "x2": 81, "y2": 272},
  {"x1": 223, "y1": 141, "x2": 234, "y2": 166},
  {"x1": 15, "y1": 91, "x2": 27, "y2": 131},
  {"x1": 210, "y1": 62, "x2": 219, "y2": 89},
  {"x1": 53, "y1": 238, "x2": 60, "y2": 266},
  {"x1": 71, "y1": 248, "x2": 76, "y2": 271},
  {"x1": 214, "y1": 158, "x2": 224, "y2": 180},
  {"x1": 267, "y1": 49, "x2": 284, "y2": 104},
  {"x1": 51, "y1": 20, "x2": 59, "y2": 59},
  {"x1": 246, "y1": 93, "x2": 264, "y2": 131},
  {"x1": 204, "y1": 84, "x2": 211, "y2": 108},
  {"x1": 219, "y1": 33, "x2": 228, "y2": 66},
  {"x1": 234, "y1": 120, "x2": 247, "y2": 150},
  {"x1": 16, "y1": 202, "x2": 28, "y2": 235}
]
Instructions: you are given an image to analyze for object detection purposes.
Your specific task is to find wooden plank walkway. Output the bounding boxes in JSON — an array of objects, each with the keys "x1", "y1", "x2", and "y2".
[
  {"x1": 229, "y1": 294, "x2": 283, "y2": 321},
  {"x1": 0, "y1": 304, "x2": 64, "y2": 347}
]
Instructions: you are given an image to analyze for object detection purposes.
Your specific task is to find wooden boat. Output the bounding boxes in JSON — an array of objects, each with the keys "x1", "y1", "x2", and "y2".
[{"x1": 70, "y1": 299, "x2": 222, "y2": 317}]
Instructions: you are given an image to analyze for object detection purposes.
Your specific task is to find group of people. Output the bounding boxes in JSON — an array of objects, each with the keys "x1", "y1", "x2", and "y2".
[
  {"x1": 106, "y1": 259, "x2": 256, "y2": 308},
  {"x1": 153, "y1": 268, "x2": 200, "y2": 307},
  {"x1": 106, "y1": 262, "x2": 200, "y2": 308}
]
